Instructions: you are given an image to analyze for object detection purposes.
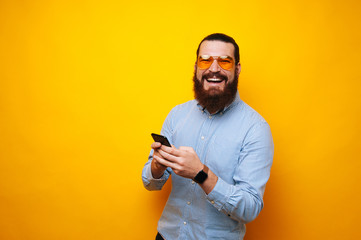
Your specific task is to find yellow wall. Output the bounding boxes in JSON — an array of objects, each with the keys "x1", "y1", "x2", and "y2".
[{"x1": 1, "y1": 0, "x2": 360, "y2": 239}]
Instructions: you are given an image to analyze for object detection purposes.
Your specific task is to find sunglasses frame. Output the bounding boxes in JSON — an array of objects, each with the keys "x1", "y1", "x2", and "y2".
[{"x1": 197, "y1": 55, "x2": 235, "y2": 70}]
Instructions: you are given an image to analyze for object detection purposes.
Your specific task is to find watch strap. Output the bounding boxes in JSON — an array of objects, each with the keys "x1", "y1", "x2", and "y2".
[{"x1": 193, "y1": 165, "x2": 209, "y2": 184}]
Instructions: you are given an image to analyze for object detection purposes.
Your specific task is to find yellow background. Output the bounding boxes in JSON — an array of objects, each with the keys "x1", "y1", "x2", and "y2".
[{"x1": 1, "y1": 0, "x2": 361, "y2": 239}]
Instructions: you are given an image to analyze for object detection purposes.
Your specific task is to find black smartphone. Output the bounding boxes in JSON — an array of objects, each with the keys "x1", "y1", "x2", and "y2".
[{"x1": 151, "y1": 133, "x2": 171, "y2": 147}]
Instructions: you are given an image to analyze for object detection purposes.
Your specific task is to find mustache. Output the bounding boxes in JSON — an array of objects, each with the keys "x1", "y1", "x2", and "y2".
[{"x1": 202, "y1": 72, "x2": 228, "y2": 82}]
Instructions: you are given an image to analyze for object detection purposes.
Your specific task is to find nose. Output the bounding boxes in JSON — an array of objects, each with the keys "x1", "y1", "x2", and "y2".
[{"x1": 209, "y1": 59, "x2": 221, "y2": 72}]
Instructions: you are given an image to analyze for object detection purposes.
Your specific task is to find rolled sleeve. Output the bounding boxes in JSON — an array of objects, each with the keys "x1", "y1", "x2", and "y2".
[
  {"x1": 142, "y1": 149, "x2": 172, "y2": 191},
  {"x1": 206, "y1": 177, "x2": 231, "y2": 211}
]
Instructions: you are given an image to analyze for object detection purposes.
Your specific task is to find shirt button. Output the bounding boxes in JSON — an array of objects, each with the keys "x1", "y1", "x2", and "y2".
[
  {"x1": 208, "y1": 116, "x2": 212, "y2": 119},
  {"x1": 187, "y1": 201, "x2": 191, "y2": 205},
  {"x1": 191, "y1": 181, "x2": 195, "y2": 185},
  {"x1": 201, "y1": 136, "x2": 205, "y2": 140},
  {"x1": 211, "y1": 200, "x2": 215, "y2": 204},
  {"x1": 184, "y1": 221, "x2": 187, "y2": 225}
]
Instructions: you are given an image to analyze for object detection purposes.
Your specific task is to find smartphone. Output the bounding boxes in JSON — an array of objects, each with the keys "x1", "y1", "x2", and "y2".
[{"x1": 151, "y1": 133, "x2": 171, "y2": 147}]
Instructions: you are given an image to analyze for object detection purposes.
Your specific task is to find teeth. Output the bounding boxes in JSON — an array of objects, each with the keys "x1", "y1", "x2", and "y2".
[{"x1": 207, "y1": 78, "x2": 222, "y2": 82}]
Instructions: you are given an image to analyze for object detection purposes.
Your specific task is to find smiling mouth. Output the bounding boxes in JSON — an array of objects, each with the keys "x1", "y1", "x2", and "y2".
[{"x1": 206, "y1": 78, "x2": 224, "y2": 83}]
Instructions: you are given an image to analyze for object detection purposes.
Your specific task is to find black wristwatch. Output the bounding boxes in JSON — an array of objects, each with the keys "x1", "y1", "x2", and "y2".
[{"x1": 193, "y1": 165, "x2": 208, "y2": 184}]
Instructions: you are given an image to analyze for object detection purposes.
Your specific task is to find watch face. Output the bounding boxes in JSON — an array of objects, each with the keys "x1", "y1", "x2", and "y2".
[{"x1": 194, "y1": 170, "x2": 208, "y2": 184}]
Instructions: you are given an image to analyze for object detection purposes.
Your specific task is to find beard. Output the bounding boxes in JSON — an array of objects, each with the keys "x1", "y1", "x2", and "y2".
[{"x1": 193, "y1": 70, "x2": 238, "y2": 114}]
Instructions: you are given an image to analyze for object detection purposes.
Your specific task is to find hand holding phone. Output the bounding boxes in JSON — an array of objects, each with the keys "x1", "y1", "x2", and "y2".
[{"x1": 151, "y1": 133, "x2": 171, "y2": 147}]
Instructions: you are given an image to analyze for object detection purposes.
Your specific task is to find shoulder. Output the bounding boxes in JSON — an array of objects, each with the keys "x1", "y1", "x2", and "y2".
[
  {"x1": 226, "y1": 99, "x2": 272, "y2": 142},
  {"x1": 225, "y1": 100, "x2": 273, "y2": 152},
  {"x1": 168, "y1": 99, "x2": 198, "y2": 117},
  {"x1": 239, "y1": 100, "x2": 267, "y2": 124},
  {"x1": 228, "y1": 99, "x2": 268, "y2": 126},
  {"x1": 162, "y1": 99, "x2": 198, "y2": 128}
]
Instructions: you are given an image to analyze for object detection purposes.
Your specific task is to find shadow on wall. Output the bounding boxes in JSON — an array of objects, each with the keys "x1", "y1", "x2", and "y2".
[
  {"x1": 149, "y1": 177, "x2": 172, "y2": 220},
  {"x1": 246, "y1": 163, "x2": 283, "y2": 240}
]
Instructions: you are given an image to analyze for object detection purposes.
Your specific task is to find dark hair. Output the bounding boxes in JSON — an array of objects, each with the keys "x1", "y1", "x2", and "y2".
[{"x1": 196, "y1": 33, "x2": 240, "y2": 64}]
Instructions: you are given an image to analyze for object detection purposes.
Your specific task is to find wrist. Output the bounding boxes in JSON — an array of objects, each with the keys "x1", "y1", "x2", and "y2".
[
  {"x1": 151, "y1": 160, "x2": 166, "y2": 179},
  {"x1": 193, "y1": 165, "x2": 209, "y2": 184}
]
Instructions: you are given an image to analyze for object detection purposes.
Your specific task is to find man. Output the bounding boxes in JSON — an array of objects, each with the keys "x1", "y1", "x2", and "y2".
[{"x1": 142, "y1": 33, "x2": 274, "y2": 240}]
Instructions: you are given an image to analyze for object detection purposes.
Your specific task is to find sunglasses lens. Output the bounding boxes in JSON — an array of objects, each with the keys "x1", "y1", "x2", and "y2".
[
  {"x1": 218, "y1": 57, "x2": 234, "y2": 70},
  {"x1": 197, "y1": 56, "x2": 213, "y2": 69}
]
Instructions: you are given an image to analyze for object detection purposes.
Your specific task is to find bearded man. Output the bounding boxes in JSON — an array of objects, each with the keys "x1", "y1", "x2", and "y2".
[{"x1": 142, "y1": 33, "x2": 274, "y2": 240}]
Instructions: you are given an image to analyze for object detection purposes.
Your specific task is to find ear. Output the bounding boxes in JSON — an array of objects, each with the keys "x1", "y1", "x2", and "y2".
[{"x1": 235, "y1": 62, "x2": 241, "y2": 76}]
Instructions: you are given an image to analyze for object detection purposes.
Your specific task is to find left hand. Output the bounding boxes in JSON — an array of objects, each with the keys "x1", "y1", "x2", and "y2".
[{"x1": 153, "y1": 145, "x2": 204, "y2": 179}]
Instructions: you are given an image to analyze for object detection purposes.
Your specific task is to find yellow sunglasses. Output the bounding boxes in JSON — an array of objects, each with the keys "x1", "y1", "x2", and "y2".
[{"x1": 197, "y1": 55, "x2": 234, "y2": 70}]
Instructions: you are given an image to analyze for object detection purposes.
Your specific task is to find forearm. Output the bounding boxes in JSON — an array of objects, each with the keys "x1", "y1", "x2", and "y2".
[
  {"x1": 196, "y1": 165, "x2": 263, "y2": 223},
  {"x1": 199, "y1": 166, "x2": 218, "y2": 194},
  {"x1": 205, "y1": 177, "x2": 264, "y2": 223}
]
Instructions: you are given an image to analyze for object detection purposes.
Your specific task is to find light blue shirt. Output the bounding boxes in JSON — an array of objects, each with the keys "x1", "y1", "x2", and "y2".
[{"x1": 142, "y1": 92, "x2": 274, "y2": 240}]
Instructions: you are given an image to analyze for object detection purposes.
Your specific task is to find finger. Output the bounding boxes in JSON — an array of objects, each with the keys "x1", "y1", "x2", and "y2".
[
  {"x1": 153, "y1": 154, "x2": 176, "y2": 169},
  {"x1": 158, "y1": 149, "x2": 179, "y2": 163},
  {"x1": 179, "y1": 146, "x2": 194, "y2": 152},
  {"x1": 152, "y1": 152, "x2": 169, "y2": 168},
  {"x1": 152, "y1": 156, "x2": 167, "y2": 168},
  {"x1": 153, "y1": 149, "x2": 161, "y2": 158},
  {"x1": 153, "y1": 148, "x2": 165, "y2": 161},
  {"x1": 151, "y1": 142, "x2": 162, "y2": 149},
  {"x1": 160, "y1": 145, "x2": 181, "y2": 156}
]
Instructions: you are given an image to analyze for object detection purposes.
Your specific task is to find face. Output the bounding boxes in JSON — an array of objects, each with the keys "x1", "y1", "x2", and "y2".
[
  {"x1": 195, "y1": 40, "x2": 241, "y2": 95},
  {"x1": 193, "y1": 40, "x2": 241, "y2": 113}
]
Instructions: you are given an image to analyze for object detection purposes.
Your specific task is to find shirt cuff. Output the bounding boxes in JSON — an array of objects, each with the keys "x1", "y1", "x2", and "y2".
[
  {"x1": 143, "y1": 163, "x2": 170, "y2": 190},
  {"x1": 205, "y1": 177, "x2": 230, "y2": 211}
]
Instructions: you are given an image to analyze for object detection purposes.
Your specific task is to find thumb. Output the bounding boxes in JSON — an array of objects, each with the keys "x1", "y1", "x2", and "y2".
[{"x1": 179, "y1": 146, "x2": 194, "y2": 152}]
